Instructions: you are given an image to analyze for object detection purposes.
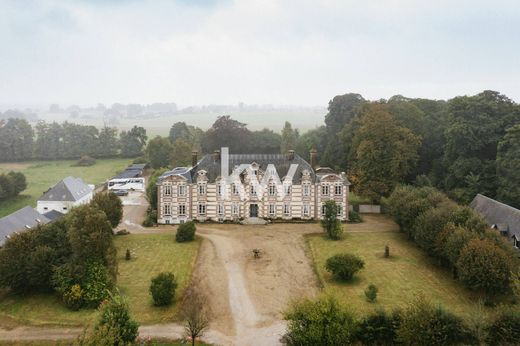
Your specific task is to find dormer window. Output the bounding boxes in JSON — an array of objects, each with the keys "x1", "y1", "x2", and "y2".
[
  {"x1": 269, "y1": 182, "x2": 276, "y2": 196},
  {"x1": 232, "y1": 183, "x2": 239, "y2": 195},
  {"x1": 284, "y1": 184, "x2": 292, "y2": 196},
  {"x1": 303, "y1": 182, "x2": 310, "y2": 196}
]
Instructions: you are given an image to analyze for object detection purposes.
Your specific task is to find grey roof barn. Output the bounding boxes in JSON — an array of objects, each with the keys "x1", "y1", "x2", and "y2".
[
  {"x1": 0, "y1": 206, "x2": 50, "y2": 246},
  {"x1": 38, "y1": 176, "x2": 92, "y2": 202},
  {"x1": 470, "y1": 194, "x2": 520, "y2": 242}
]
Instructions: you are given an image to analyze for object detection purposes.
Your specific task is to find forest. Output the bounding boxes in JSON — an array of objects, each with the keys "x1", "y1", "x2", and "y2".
[{"x1": 1, "y1": 90, "x2": 519, "y2": 208}]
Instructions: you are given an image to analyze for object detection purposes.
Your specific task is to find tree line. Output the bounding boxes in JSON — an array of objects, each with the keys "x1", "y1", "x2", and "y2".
[{"x1": 0, "y1": 119, "x2": 148, "y2": 161}]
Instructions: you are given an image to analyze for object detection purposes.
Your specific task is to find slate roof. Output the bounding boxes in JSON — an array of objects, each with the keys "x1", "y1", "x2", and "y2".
[
  {"x1": 470, "y1": 194, "x2": 520, "y2": 239},
  {"x1": 43, "y1": 209, "x2": 65, "y2": 222},
  {"x1": 38, "y1": 176, "x2": 93, "y2": 202},
  {"x1": 0, "y1": 206, "x2": 50, "y2": 246}
]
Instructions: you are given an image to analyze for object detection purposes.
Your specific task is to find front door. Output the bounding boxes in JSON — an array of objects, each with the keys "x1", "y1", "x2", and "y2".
[{"x1": 250, "y1": 204, "x2": 258, "y2": 217}]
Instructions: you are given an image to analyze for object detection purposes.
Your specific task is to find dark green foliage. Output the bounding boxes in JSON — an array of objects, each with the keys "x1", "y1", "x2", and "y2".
[
  {"x1": 497, "y1": 124, "x2": 520, "y2": 208},
  {"x1": 0, "y1": 171, "x2": 27, "y2": 200},
  {"x1": 365, "y1": 284, "x2": 378, "y2": 302},
  {"x1": 125, "y1": 249, "x2": 131, "y2": 260},
  {"x1": 321, "y1": 200, "x2": 343, "y2": 240},
  {"x1": 150, "y1": 272, "x2": 178, "y2": 307},
  {"x1": 146, "y1": 168, "x2": 168, "y2": 211},
  {"x1": 348, "y1": 210, "x2": 362, "y2": 223},
  {"x1": 413, "y1": 202, "x2": 457, "y2": 255},
  {"x1": 356, "y1": 309, "x2": 400, "y2": 346},
  {"x1": 397, "y1": 297, "x2": 468, "y2": 346},
  {"x1": 96, "y1": 293, "x2": 139, "y2": 345},
  {"x1": 486, "y1": 308, "x2": 520, "y2": 345},
  {"x1": 146, "y1": 136, "x2": 173, "y2": 169},
  {"x1": 63, "y1": 284, "x2": 84, "y2": 311},
  {"x1": 283, "y1": 296, "x2": 357, "y2": 346},
  {"x1": 325, "y1": 253, "x2": 364, "y2": 281},
  {"x1": 142, "y1": 209, "x2": 157, "y2": 227},
  {"x1": 457, "y1": 238, "x2": 512, "y2": 296},
  {"x1": 91, "y1": 192, "x2": 123, "y2": 228},
  {"x1": 0, "y1": 118, "x2": 34, "y2": 162},
  {"x1": 176, "y1": 221, "x2": 196, "y2": 243},
  {"x1": 82, "y1": 261, "x2": 112, "y2": 308},
  {"x1": 75, "y1": 155, "x2": 96, "y2": 166},
  {"x1": 120, "y1": 125, "x2": 147, "y2": 158}
]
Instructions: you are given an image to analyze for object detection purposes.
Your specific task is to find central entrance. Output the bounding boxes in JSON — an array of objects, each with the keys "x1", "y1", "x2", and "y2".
[{"x1": 250, "y1": 204, "x2": 259, "y2": 217}]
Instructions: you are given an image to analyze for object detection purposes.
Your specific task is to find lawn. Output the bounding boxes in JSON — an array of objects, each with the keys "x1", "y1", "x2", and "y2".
[
  {"x1": 0, "y1": 233, "x2": 200, "y2": 327},
  {"x1": 0, "y1": 159, "x2": 131, "y2": 218},
  {"x1": 307, "y1": 215, "x2": 483, "y2": 317}
]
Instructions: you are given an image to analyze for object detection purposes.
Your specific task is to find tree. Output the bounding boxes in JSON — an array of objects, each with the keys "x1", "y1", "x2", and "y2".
[
  {"x1": 496, "y1": 124, "x2": 520, "y2": 208},
  {"x1": 97, "y1": 127, "x2": 119, "y2": 158},
  {"x1": 250, "y1": 128, "x2": 281, "y2": 154},
  {"x1": 181, "y1": 289, "x2": 209, "y2": 346},
  {"x1": 441, "y1": 225, "x2": 477, "y2": 268},
  {"x1": 201, "y1": 116, "x2": 251, "y2": 154},
  {"x1": 486, "y1": 308, "x2": 520, "y2": 345},
  {"x1": 365, "y1": 284, "x2": 378, "y2": 302},
  {"x1": 146, "y1": 168, "x2": 169, "y2": 212},
  {"x1": 176, "y1": 221, "x2": 196, "y2": 243},
  {"x1": 169, "y1": 122, "x2": 192, "y2": 143},
  {"x1": 170, "y1": 138, "x2": 192, "y2": 168},
  {"x1": 280, "y1": 121, "x2": 299, "y2": 154},
  {"x1": 325, "y1": 253, "x2": 364, "y2": 281},
  {"x1": 321, "y1": 200, "x2": 343, "y2": 240},
  {"x1": 145, "y1": 136, "x2": 172, "y2": 169},
  {"x1": 413, "y1": 202, "x2": 457, "y2": 255},
  {"x1": 91, "y1": 192, "x2": 123, "y2": 228},
  {"x1": 120, "y1": 126, "x2": 147, "y2": 158},
  {"x1": 350, "y1": 104, "x2": 421, "y2": 202},
  {"x1": 150, "y1": 272, "x2": 177, "y2": 306},
  {"x1": 356, "y1": 308, "x2": 400, "y2": 346},
  {"x1": 283, "y1": 296, "x2": 356, "y2": 346}
]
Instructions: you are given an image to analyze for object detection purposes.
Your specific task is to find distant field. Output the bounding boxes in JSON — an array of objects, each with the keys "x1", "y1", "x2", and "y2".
[
  {"x1": 307, "y1": 215, "x2": 484, "y2": 318},
  {"x1": 0, "y1": 233, "x2": 200, "y2": 327},
  {"x1": 0, "y1": 159, "x2": 131, "y2": 218}
]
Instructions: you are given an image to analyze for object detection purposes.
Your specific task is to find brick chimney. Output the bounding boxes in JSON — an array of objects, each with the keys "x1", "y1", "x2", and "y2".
[
  {"x1": 191, "y1": 150, "x2": 198, "y2": 167},
  {"x1": 310, "y1": 148, "x2": 318, "y2": 169},
  {"x1": 287, "y1": 150, "x2": 295, "y2": 161},
  {"x1": 212, "y1": 149, "x2": 221, "y2": 162}
]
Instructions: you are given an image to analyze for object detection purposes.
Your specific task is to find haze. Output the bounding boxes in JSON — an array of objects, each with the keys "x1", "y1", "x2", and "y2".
[{"x1": 1, "y1": 0, "x2": 519, "y2": 108}]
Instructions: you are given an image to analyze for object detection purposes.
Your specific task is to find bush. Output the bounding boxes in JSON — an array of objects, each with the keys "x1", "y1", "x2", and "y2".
[
  {"x1": 150, "y1": 272, "x2": 177, "y2": 306},
  {"x1": 125, "y1": 249, "x2": 131, "y2": 261},
  {"x1": 82, "y1": 261, "x2": 112, "y2": 308},
  {"x1": 365, "y1": 284, "x2": 378, "y2": 302},
  {"x1": 384, "y1": 244, "x2": 390, "y2": 258},
  {"x1": 348, "y1": 210, "x2": 363, "y2": 223},
  {"x1": 176, "y1": 221, "x2": 196, "y2": 243},
  {"x1": 321, "y1": 200, "x2": 343, "y2": 240},
  {"x1": 325, "y1": 253, "x2": 364, "y2": 281},
  {"x1": 142, "y1": 209, "x2": 157, "y2": 227},
  {"x1": 283, "y1": 296, "x2": 356, "y2": 346},
  {"x1": 132, "y1": 156, "x2": 148, "y2": 164},
  {"x1": 356, "y1": 308, "x2": 400, "y2": 346},
  {"x1": 397, "y1": 297, "x2": 469, "y2": 346},
  {"x1": 63, "y1": 284, "x2": 84, "y2": 311},
  {"x1": 75, "y1": 155, "x2": 96, "y2": 167},
  {"x1": 97, "y1": 293, "x2": 139, "y2": 345},
  {"x1": 90, "y1": 192, "x2": 123, "y2": 228},
  {"x1": 486, "y1": 308, "x2": 520, "y2": 345}
]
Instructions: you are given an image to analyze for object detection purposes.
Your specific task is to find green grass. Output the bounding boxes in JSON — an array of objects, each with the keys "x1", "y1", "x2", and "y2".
[
  {"x1": 0, "y1": 159, "x2": 131, "y2": 218},
  {"x1": 0, "y1": 340, "x2": 213, "y2": 346},
  {"x1": 0, "y1": 233, "x2": 200, "y2": 327},
  {"x1": 307, "y1": 227, "x2": 483, "y2": 317}
]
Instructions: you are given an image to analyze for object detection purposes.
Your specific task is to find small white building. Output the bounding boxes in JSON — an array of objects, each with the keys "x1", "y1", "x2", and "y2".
[{"x1": 36, "y1": 176, "x2": 94, "y2": 214}]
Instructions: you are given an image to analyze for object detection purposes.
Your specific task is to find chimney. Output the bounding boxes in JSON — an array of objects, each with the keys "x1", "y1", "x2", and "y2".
[
  {"x1": 287, "y1": 150, "x2": 295, "y2": 161},
  {"x1": 191, "y1": 150, "x2": 198, "y2": 167},
  {"x1": 212, "y1": 149, "x2": 221, "y2": 162},
  {"x1": 310, "y1": 148, "x2": 318, "y2": 168}
]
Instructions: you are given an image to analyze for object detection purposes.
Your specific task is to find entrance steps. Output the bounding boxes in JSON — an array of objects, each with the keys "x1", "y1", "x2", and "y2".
[{"x1": 240, "y1": 217, "x2": 268, "y2": 225}]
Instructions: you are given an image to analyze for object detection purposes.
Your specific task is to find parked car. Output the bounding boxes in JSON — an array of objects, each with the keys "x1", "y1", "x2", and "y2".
[{"x1": 113, "y1": 190, "x2": 129, "y2": 196}]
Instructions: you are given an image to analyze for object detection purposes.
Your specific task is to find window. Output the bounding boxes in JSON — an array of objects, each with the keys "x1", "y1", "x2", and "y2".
[
  {"x1": 198, "y1": 203, "x2": 206, "y2": 216},
  {"x1": 232, "y1": 183, "x2": 239, "y2": 195},
  {"x1": 218, "y1": 204, "x2": 224, "y2": 216},
  {"x1": 303, "y1": 204, "x2": 310, "y2": 217},
  {"x1": 284, "y1": 204, "x2": 291, "y2": 216},
  {"x1": 335, "y1": 184, "x2": 342, "y2": 195},
  {"x1": 198, "y1": 183, "x2": 206, "y2": 195},
  {"x1": 43, "y1": 207, "x2": 48, "y2": 210},
  {"x1": 217, "y1": 184, "x2": 223, "y2": 197},
  {"x1": 337, "y1": 204, "x2": 342, "y2": 216},
  {"x1": 178, "y1": 204, "x2": 186, "y2": 216},
  {"x1": 63, "y1": 207, "x2": 68, "y2": 211},
  {"x1": 164, "y1": 204, "x2": 171, "y2": 215},
  {"x1": 232, "y1": 203, "x2": 240, "y2": 216},
  {"x1": 321, "y1": 204, "x2": 326, "y2": 215},
  {"x1": 515, "y1": 236, "x2": 519, "y2": 249},
  {"x1": 321, "y1": 185, "x2": 329, "y2": 195},
  {"x1": 303, "y1": 183, "x2": 310, "y2": 196},
  {"x1": 269, "y1": 183, "x2": 276, "y2": 196},
  {"x1": 165, "y1": 220, "x2": 170, "y2": 224},
  {"x1": 284, "y1": 184, "x2": 292, "y2": 196},
  {"x1": 269, "y1": 204, "x2": 276, "y2": 216},
  {"x1": 178, "y1": 184, "x2": 186, "y2": 196},
  {"x1": 164, "y1": 185, "x2": 172, "y2": 196},
  {"x1": 250, "y1": 184, "x2": 257, "y2": 196}
]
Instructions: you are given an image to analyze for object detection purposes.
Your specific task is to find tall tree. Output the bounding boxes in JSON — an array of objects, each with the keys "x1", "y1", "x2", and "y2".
[
  {"x1": 350, "y1": 104, "x2": 421, "y2": 202},
  {"x1": 280, "y1": 121, "x2": 299, "y2": 154},
  {"x1": 0, "y1": 118, "x2": 34, "y2": 161},
  {"x1": 496, "y1": 124, "x2": 520, "y2": 208},
  {"x1": 146, "y1": 136, "x2": 172, "y2": 169},
  {"x1": 170, "y1": 139, "x2": 192, "y2": 168},
  {"x1": 201, "y1": 116, "x2": 251, "y2": 153},
  {"x1": 120, "y1": 126, "x2": 147, "y2": 158}
]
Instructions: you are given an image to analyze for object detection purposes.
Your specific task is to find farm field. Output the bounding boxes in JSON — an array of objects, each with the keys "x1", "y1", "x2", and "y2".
[
  {"x1": 0, "y1": 159, "x2": 131, "y2": 218},
  {"x1": 307, "y1": 215, "x2": 483, "y2": 318},
  {"x1": 0, "y1": 233, "x2": 201, "y2": 327}
]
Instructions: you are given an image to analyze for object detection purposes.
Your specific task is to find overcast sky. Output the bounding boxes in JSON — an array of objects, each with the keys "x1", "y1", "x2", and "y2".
[{"x1": 1, "y1": 0, "x2": 519, "y2": 108}]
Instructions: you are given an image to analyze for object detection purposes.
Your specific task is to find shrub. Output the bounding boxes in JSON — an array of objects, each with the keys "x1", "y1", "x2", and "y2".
[
  {"x1": 457, "y1": 238, "x2": 512, "y2": 296},
  {"x1": 486, "y1": 308, "x2": 520, "y2": 345},
  {"x1": 63, "y1": 284, "x2": 84, "y2": 311},
  {"x1": 321, "y1": 200, "x2": 343, "y2": 240},
  {"x1": 325, "y1": 253, "x2": 364, "y2": 281},
  {"x1": 413, "y1": 202, "x2": 456, "y2": 255},
  {"x1": 365, "y1": 284, "x2": 378, "y2": 302},
  {"x1": 176, "y1": 221, "x2": 196, "y2": 243},
  {"x1": 384, "y1": 244, "x2": 390, "y2": 258},
  {"x1": 75, "y1": 155, "x2": 96, "y2": 167},
  {"x1": 348, "y1": 210, "x2": 363, "y2": 223},
  {"x1": 283, "y1": 296, "x2": 356, "y2": 346},
  {"x1": 97, "y1": 293, "x2": 139, "y2": 345},
  {"x1": 142, "y1": 209, "x2": 157, "y2": 227},
  {"x1": 356, "y1": 308, "x2": 400, "y2": 346},
  {"x1": 397, "y1": 297, "x2": 469, "y2": 346},
  {"x1": 125, "y1": 249, "x2": 131, "y2": 261},
  {"x1": 82, "y1": 261, "x2": 112, "y2": 308},
  {"x1": 150, "y1": 272, "x2": 177, "y2": 306}
]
